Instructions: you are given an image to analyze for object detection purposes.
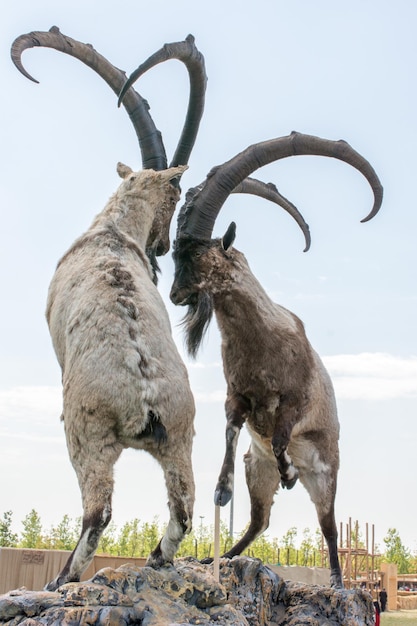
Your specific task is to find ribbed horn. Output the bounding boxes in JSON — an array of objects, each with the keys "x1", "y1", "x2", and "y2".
[
  {"x1": 118, "y1": 34, "x2": 207, "y2": 168},
  {"x1": 177, "y1": 131, "x2": 383, "y2": 241},
  {"x1": 11, "y1": 25, "x2": 167, "y2": 170},
  {"x1": 232, "y1": 177, "x2": 311, "y2": 252}
]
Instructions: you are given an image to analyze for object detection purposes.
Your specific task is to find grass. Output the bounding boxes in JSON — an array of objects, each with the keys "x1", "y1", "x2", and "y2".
[{"x1": 381, "y1": 610, "x2": 417, "y2": 624}]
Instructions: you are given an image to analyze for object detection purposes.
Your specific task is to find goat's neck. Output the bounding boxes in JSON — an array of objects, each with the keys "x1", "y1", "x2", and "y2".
[
  {"x1": 211, "y1": 252, "x2": 300, "y2": 341},
  {"x1": 213, "y1": 266, "x2": 277, "y2": 332},
  {"x1": 91, "y1": 191, "x2": 154, "y2": 250}
]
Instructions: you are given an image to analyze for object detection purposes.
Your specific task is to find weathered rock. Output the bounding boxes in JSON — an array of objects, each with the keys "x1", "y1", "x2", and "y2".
[
  {"x1": 274, "y1": 581, "x2": 374, "y2": 625},
  {"x1": 0, "y1": 556, "x2": 375, "y2": 625}
]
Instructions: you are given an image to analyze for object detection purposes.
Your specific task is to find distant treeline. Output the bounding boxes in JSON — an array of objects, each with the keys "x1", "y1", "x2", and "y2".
[{"x1": 1, "y1": 510, "x2": 414, "y2": 572}]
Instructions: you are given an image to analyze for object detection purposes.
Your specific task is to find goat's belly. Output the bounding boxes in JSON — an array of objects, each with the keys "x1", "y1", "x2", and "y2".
[
  {"x1": 246, "y1": 424, "x2": 275, "y2": 460},
  {"x1": 247, "y1": 425, "x2": 333, "y2": 477}
]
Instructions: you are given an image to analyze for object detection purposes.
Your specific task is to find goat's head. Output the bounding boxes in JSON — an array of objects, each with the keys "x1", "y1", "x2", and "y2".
[
  {"x1": 11, "y1": 27, "x2": 207, "y2": 253},
  {"x1": 170, "y1": 221, "x2": 239, "y2": 357},
  {"x1": 171, "y1": 131, "x2": 383, "y2": 356},
  {"x1": 115, "y1": 162, "x2": 188, "y2": 256}
]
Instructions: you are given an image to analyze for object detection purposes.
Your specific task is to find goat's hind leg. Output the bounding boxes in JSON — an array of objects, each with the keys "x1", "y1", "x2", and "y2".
[
  {"x1": 223, "y1": 443, "x2": 280, "y2": 558},
  {"x1": 318, "y1": 504, "x2": 342, "y2": 588},
  {"x1": 45, "y1": 432, "x2": 122, "y2": 591},
  {"x1": 147, "y1": 444, "x2": 195, "y2": 568},
  {"x1": 298, "y1": 451, "x2": 342, "y2": 588},
  {"x1": 214, "y1": 394, "x2": 248, "y2": 506}
]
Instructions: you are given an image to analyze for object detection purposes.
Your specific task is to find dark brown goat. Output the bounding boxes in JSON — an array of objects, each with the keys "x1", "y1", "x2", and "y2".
[{"x1": 170, "y1": 132, "x2": 383, "y2": 588}]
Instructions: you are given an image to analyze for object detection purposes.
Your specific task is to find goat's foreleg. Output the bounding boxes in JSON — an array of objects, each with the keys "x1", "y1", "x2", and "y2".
[
  {"x1": 223, "y1": 443, "x2": 280, "y2": 558},
  {"x1": 147, "y1": 444, "x2": 195, "y2": 567},
  {"x1": 214, "y1": 393, "x2": 249, "y2": 507}
]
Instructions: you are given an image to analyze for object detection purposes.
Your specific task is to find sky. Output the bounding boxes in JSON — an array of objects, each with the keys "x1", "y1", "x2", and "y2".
[{"x1": 1, "y1": 1, "x2": 416, "y2": 556}]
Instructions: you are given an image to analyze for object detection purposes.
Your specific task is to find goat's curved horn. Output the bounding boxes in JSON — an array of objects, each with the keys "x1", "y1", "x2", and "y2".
[
  {"x1": 178, "y1": 131, "x2": 383, "y2": 241},
  {"x1": 232, "y1": 178, "x2": 311, "y2": 252},
  {"x1": 118, "y1": 34, "x2": 207, "y2": 168},
  {"x1": 10, "y1": 25, "x2": 167, "y2": 170}
]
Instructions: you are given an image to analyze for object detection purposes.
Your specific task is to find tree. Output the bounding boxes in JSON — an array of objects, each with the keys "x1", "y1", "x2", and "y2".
[
  {"x1": 0, "y1": 511, "x2": 18, "y2": 547},
  {"x1": 19, "y1": 509, "x2": 44, "y2": 549},
  {"x1": 98, "y1": 521, "x2": 118, "y2": 555},
  {"x1": 7, "y1": 508, "x2": 413, "y2": 575},
  {"x1": 116, "y1": 519, "x2": 144, "y2": 557},
  {"x1": 246, "y1": 533, "x2": 276, "y2": 563},
  {"x1": 280, "y1": 526, "x2": 298, "y2": 565},
  {"x1": 383, "y1": 528, "x2": 412, "y2": 574},
  {"x1": 117, "y1": 520, "x2": 133, "y2": 557},
  {"x1": 139, "y1": 519, "x2": 160, "y2": 557},
  {"x1": 176, "y1": 519, "x2": 217, "y2": 560},
  {"x1": 299, "y1": 528, "x2": 316, "y2": 567},
  {"x1": 48, "y1": 514, "x2": 77, "y2": 551}
]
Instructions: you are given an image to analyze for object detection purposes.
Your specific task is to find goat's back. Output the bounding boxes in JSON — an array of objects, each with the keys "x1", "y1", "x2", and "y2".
[{"x1": 46, "y1": 229, "x2": 194, "y2": 437}]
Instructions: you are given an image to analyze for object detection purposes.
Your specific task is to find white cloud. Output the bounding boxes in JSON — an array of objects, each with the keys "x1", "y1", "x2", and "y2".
[
  {"x1": 0, "y1": 387, "x2": 63, "y2": 445},
  {"x1": 0, "y1": 353, "x2": 415, "y2": 427},
  {"x1": 0, "y1": 386, "x2": 62, "y2": 421},
  {"x1": 187, "y1": 361, "x2": 223, "y2": 370},
  {"x1": 322, "y1": 353, "x2": 417, "y2": 400},
  {"x1": 194, "y1": 389, "x2": 225, "y2": 403},
  {"x1": 267, "y1": 289, "x2": 326, "y2": 303}
]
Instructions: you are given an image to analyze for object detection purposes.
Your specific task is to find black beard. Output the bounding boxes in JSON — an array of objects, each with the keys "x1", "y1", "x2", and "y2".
[
  {"x1": 182, "y1": 291, "x2": 213, "y2": 358},
  {"x1": 146, "y1": 247, "x2": 161, "y2": 285}
]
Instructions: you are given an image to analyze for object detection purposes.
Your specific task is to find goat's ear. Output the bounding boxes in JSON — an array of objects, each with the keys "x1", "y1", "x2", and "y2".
[
  {"x1": 117, "y1": 162, "x2": 133, "y2": 179},
  {"x1": 222, "y1": 221, "x2": 236, "y2": 251}
]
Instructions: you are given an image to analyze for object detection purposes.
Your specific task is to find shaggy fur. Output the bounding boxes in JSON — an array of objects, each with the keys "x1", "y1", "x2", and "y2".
[
  {"x1": 171, "y1": 225, "x2": 342, "y2": 588},
  {"x1": 45, "y1": 164, "x2": 195, "y2": 590}
]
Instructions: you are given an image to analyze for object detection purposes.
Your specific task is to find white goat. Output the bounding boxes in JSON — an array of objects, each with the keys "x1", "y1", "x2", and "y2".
[
  {"x1": 170, "y1": 132, "x2": 383, "y2": 588},
  {"x1": 43, "y1": 163, "x2": 195, "y2": 589},
  {"x1": 11, "y1": 27, "x2": 207, "y2": 590}
]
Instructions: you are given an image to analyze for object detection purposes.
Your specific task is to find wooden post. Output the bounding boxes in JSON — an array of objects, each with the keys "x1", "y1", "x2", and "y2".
[
  {"x1": 347, "y1": 519, "x2": 352, "y2": 588},
  {"x1": 354, "y1": 519, "x2": 358, "y2": 584}
]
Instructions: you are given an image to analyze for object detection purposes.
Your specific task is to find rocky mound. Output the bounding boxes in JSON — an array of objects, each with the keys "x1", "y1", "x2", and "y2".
[{"x1": 0, "y1": 556, "x2": 374, "y2": 625}]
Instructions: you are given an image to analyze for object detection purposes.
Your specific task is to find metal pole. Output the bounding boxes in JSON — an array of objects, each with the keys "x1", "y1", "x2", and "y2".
[
  {"x1": 214, "y1": 505, "x2": 220, "y2": 582},
  {"x1": 229, "y1": 473, "x2": 234, "y2": 538}
]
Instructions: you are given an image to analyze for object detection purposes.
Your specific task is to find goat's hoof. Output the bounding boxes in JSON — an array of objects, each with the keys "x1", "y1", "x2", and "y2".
[
  {"x1": 281, "y1": 466, "x2": 299, "y2": 490},
  {"x1": 281, "y1": 468, "x2": 299, "y2": 489},
  {"x1": 330, "y1": 573, "x2": 344, "y2": 589},
  {"x1": 146, "y1": 558, "x2": 173, "y2": 570},
  {"x1": 281, "y1": 476, "x2": 298, "y2": 489},
  {"x1": 44, "y1": 576, "x2": 67, "y2": 592},
  {"x1": 44, "y1": 581, "x2": 59, "y2": 592},
  {"x1": 331, "y1": 581, "x2": 344, "y2": 589},
  {"x1": 146, "y1": 551, "x2": 173, "y2": 569},
  {"x1": 214, "y1": 485, "x2": 232, "y2": 506}
]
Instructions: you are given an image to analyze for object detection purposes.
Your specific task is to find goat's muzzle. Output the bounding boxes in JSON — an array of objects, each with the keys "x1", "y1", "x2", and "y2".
[
  {"x1": 155, "y1": 238, "x2": 170, "y2": 257},
  {"x1": 170, "y1": 285, "x2": 195, "y2": 307}
]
